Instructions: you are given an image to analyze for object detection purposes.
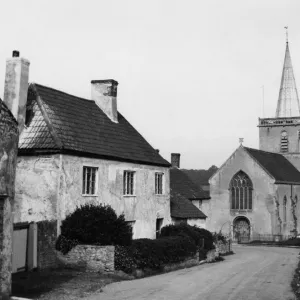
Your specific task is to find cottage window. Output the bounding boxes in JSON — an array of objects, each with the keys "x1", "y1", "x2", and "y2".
[
  {"x1": 230, "y1": 171, "x2": 253, "y2": 210},
  {"x1": 82, "y1": 166, "x2": 98, "y2": 195},
  {"x1": 155, "y1": 172, "x2": 164, "y2": 194},
  {"x1": 280, "y1": 131, "x2": 288, "y2": 152},
  {"x1": 123, "y1": 171, "x2": 135, "y2": 195}
]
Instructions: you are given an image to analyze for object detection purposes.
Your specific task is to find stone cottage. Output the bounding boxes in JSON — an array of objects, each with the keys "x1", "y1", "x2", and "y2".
[
  {"x1": 206, "y1": 40, "x2": 300, "y2": 242},
  {"x1": 170, "y1": 153, "x2": 209, "y2": 227},
  {"x1": 3, "y1": 52, "x2": 171, "y2": 271}
]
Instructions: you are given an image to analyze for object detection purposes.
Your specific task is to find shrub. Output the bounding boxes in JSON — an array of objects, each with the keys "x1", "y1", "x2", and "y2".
[
  {"x1": 55, "y1": 235, "x2": 79, "y2": 255},
  {"x1": 115, "y1": 245, "x2": 137, "y2": 273},
  {"x1": 56, "y1": 204, "x2": 132, "y2": 254},
  {"x1": 213, "y1": 231, "x2": 227, "y2": 244},
  {"x1": 159, "y1": 223, "x2": 214, "y2": 250},
  {"x1": 115, "y1": 236, "x2": 197, "y2": 272}
]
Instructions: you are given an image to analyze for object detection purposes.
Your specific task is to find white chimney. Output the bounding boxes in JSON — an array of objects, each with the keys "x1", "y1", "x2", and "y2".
[
  {"x1": 91, "y1": 79, "x2": 118, "y2": 123},
  {"x1": 3, "y1": 50, "x2": 30, "y2": 133}
]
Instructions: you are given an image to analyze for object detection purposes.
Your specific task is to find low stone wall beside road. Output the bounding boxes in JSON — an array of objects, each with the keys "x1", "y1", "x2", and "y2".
[{"x1": 57, "y1": 245, "x2": 114, "y2": 272}]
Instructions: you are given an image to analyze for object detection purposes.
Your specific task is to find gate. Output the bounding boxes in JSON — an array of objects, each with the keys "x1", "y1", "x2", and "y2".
[{"x1": 233, "y1": 217, "x2": 250, "y2": 243}]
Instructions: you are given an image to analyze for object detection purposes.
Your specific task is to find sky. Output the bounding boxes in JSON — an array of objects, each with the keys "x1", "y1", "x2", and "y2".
[{"x1": 0, "y1": 0, "x2": 300, "y2": 169}]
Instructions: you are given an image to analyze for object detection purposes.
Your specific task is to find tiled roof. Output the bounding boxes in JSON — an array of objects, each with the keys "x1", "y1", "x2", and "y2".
[
  {"x1": 170, "y1": 168, "x2": 210, "y2": 200},
  {"x1": 171, "y1": 193, "x2": 207, "y2": 219},
  {"x1": 170, "y1": 167, "x2": 208, "y2": 219},
  {"x1": 19, "y1": 83, "x2": 170, "y2": 167},
  {"x1": 244, "y1": 147, "x2": 300, "y2": 184}
]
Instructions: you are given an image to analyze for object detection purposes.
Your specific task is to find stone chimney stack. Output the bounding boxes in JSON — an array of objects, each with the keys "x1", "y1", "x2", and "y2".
[
  {"x1": 3, "y1": 51, "x2": 30, "y2": 133},
  {"x1": 91, "y1": 79, "x2": 118, "y2": 123},
  {"x1": 171, "y1": 153, "x2": 180, "y2": 168}
]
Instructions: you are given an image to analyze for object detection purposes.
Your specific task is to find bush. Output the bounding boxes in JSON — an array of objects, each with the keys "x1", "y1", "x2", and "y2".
[
  {"x1": 115, "y1": 236, "x2": 197, "y2": 273},
  {"x1": 213, "y1": 232, "x2": 227, "y2": 244},
  {"x1": 159, "y1": 223, "x2": 214, "y2": 250},
  {"x1": 115, "y1": 245, "x2": 137, "y2": 273},
  {"x1": 56, "y1": 204, "x2": 132, "y2": 254}
]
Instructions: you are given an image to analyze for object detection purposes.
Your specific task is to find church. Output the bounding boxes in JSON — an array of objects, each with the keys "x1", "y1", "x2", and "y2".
[{"x1": 206, "y1": 39, "x2": 300, "y2": 242}]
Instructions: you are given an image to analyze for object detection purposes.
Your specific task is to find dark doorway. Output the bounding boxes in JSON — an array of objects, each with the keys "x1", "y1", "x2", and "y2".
[{"x1": 233, "y1": 217, "x2": 250, "y2": 243}]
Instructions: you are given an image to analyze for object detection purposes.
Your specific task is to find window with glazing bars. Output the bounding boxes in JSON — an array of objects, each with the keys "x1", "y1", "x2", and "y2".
[
  {"x1": 123, "y1": 171, "x2": 135, "y2": 195},
  {"x1": 82, "y1": 166, "x2": 98, "y2": 195},
  {"x1": 155, "y1": 173, "x2": 164, "y2": 194},
  {"x1": 230, "y1": 171, "x2": 253, "y2": 210}
]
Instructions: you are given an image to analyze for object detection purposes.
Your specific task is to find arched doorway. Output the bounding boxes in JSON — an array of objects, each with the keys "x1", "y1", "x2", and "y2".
[{"x1": 233, "y1": 217, "x2": 250, "y2": 243}]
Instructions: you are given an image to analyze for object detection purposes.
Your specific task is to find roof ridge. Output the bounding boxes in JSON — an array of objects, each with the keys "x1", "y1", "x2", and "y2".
[
  {"x1": 30, "y1": 84, "x2": 64, "y2": 149},
  {"x1": 243, "y1": 146, "x2": 282, "y2": 156},
  {"x1": 31, "y1": 82, "x2": 93, "y2": 103}
]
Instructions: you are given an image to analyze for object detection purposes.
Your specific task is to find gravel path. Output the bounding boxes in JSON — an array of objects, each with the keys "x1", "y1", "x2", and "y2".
[{"x1": 87, "y1": 245, "x2": 299, "y2": 300}]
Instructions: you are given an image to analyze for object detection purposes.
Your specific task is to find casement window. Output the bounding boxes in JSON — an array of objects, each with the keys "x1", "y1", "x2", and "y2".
[
  {"x1": 82, "y1": 166, "x2": 98, "y2": 195},
  {"x1": 230, "y1": 171, "x2": 253, "y2": 210},
  {"x1": 123, "y1": 171, "x2": 135, "y2": 195},
  {"x1": 280, "y1": 131, "x2": 288, "y2": 153},
  {"x1": 155, "y1": 172, "x2": 164, "y2": 195}
]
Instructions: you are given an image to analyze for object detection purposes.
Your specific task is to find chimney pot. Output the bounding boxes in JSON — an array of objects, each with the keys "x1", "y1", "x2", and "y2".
[
  {"x1": 12, "y1": 50, "x2": 19, "y2": 57},
  {"x1": 171, "y1": 153, "x2": 181, "y2": 168}
]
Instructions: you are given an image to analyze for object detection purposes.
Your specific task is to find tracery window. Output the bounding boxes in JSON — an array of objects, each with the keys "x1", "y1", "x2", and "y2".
[
  {"x1": 230, "y1": 171, "x2": 253, "y2": 210},
  {"x1": 280, "y1": 131, "x2": 288, "y2": 152}
]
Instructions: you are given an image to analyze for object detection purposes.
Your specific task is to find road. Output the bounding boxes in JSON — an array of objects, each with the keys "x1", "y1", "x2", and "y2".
[{"x1": 88, "y1": 245, "x2": 299, "y2": 300}]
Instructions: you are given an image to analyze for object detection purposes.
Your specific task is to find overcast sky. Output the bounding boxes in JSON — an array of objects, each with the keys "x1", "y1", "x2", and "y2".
[{"x1": 0, "y1": 0, "x2": 300, "y2": 169}]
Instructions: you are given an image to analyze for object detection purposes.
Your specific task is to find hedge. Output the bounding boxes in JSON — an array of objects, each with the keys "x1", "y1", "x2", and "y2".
[
  {"x1": 159, "y1": 223, "x2": 214, "y2": 250},
  {"x1": 115, "y1": 235, "x2": 197, "y2": 273}
]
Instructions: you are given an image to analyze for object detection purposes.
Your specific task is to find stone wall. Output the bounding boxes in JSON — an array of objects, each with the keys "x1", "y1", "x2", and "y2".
[
  {"x1": 37, "y1": 220, "x2": 59, "y2": 269},
  {"x1": 58, "y1": 245, "x2": 114, "y2": 272}
]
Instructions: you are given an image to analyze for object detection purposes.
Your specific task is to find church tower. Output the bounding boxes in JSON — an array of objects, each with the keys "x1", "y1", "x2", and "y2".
[{"x1": 258, "y1": 34, "x2": 300, "y2": 169}]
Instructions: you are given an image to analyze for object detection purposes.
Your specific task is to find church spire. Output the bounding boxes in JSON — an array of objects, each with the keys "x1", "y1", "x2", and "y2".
[{"x1": 275, "y1": 32, "x2": 300, "y2": 117}]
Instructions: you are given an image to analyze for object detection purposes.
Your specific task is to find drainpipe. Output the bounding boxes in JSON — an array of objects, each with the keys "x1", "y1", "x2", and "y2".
[{"x1": 56, "y1": 154, "x2": 62, "y2": 236}]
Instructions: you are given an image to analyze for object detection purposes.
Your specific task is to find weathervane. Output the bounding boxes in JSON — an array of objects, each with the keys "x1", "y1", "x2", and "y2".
[
  {"x1": 239, "y1": 138, "x2": 244, "y2": 145},
  {"x1": 285, "y1": 26, "x2": 288, "y2": 43}
]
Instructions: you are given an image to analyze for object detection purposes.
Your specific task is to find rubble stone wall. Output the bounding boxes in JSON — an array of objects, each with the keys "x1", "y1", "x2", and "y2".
[{"x1": 58, "y1": 245, "x2": 114, "y2": 272}]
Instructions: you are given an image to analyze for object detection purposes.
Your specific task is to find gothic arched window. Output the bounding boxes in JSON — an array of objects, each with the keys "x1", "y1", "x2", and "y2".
[
  {"x1": 230, "y1": 171, "x2": 253, "y2": 210},
  {"x1": 280, "y1": 131, "x2": 288, "y2": 153}
]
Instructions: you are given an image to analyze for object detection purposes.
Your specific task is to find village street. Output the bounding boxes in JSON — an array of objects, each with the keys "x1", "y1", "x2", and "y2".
[{"x1": 88, "y1": 245, "x2": 299, "y2": 300}]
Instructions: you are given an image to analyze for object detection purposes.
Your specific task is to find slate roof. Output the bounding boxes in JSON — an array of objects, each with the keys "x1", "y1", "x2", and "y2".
[
  {"x1": 244, "y1": 147, "x2": 300, "y2": 184},
  {"x1": 170, "y1": 168, "x2": 210, "y2": 200},
  {"x1": 170, "y1": 167, "x2": 209, "y2": 219},
  {"x1": 171, "y1": 193, "x2": 207, "y2": 219},
  {"x1": 19, "y1": 83, "x2": 170, "y2": 167}
]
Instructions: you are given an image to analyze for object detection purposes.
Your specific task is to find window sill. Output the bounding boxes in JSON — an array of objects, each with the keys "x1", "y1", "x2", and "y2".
[
  {"x1": 82, "y1": 194, "x2": 98, "y2": 197},
  {"x1": 123, "y1": 195, "x2": 136, "y2": 197},
  {"x1": 230, "y1": 209, "x2": 253, "y2": 212},
  {"x1": 155, "y1": 194, "x2": 165, "y2": 196}
]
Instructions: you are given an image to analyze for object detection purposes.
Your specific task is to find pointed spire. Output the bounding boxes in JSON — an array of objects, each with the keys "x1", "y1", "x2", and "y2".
[{"x1": 275, "y1": 39, "x2": 300, "y2": 117}]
